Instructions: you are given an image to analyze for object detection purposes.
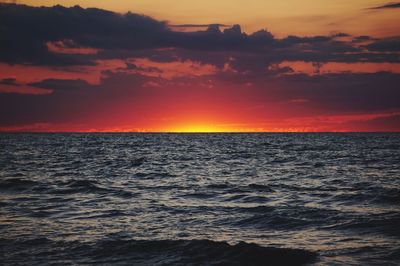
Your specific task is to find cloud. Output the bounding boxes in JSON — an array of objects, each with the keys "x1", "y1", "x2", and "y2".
[
  {"x1": 277, "y1": 61, "x2": 400, "y2": 75},
  {"x1": 122, "y1": 58, "x2": 218, "y2": 79},
  {"x1": 1, "y1": 2, "x2": 399, "y2": 69},
  {"x1": 1, "y1": 3, "x2": 388, "y2": 66},
  {"x1": 46, "y1": 40, "x2": 100, "y2": 55},
  {"x1": 370, "y1": 2, "x2": 400, "y2": 9},
  {"x1": 0, "y1": 3, "x2": 169, "y2": 65},
  {"x1": 0, "y1": 83, "x2": 52, "y2": 95},
  {"x1": 336, "y1": 114, "x2": 400, "y2": 132},
  {"x1": 0, "y1": 59, "x2": 126, "y2": 87},
  {"x1": 169, "y1": 24, "x2": 229, "y2": 31},
  {"x1": 365, "y1": 37, "x2": 400, "y2": 52},
  {"x1": 277, "y1": 72, "x2": 400, "y2": 113}
]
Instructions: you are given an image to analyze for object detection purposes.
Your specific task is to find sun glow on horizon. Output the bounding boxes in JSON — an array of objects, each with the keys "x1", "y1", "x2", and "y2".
[
  {"x1": 163, "y1": 121, "x2": 275, "y2": 133},
  {"x1": 165, "y1": 123, "x2": 229, "y2": 133}
]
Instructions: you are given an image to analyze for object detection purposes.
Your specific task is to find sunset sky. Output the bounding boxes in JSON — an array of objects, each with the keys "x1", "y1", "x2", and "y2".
[{"x1": 0, "y1": 1, "x2": 399, "y2": 132}]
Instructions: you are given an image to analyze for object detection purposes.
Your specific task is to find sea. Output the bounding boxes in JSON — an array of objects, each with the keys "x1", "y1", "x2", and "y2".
[{"x1": 0, "y1": 133, "x2": 399, "y2": 265}]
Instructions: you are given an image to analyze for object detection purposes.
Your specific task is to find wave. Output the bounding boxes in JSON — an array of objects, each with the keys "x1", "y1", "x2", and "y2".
[
  {"x1": 233, "y1": 206, "x2": 341, "y2": 230},
  {"x1": 0, "y1": 238, "x2": 317, "y2": 266},
  {"x1": 49, "y1": 179, "x2": 112, "y2": 195},
  {"x1": 0, "y1": 178, "x2": 41, "y2": 191},
  {"x1": 332, "y1": 187, "x2": 400, "y2": 205},
  {"x1": 247, "y1": 183, "x2": 275, "y2": 192},
  {"x1": 324, "y1": 212, "x2": 400, "y2": 237},
  {"x1": 131, "y1": 157, "x2": 146, "y2": 167},
  {"x1": 134, "y1": 172, "x2": 178, "y2": 179},
  {"x1": 205, "y1": 183, "x2": 275, "y2": 194},
  {"x1": 66, "y1": 179, "x2": 109, "y2": 192},
  {"x1": 0, "y1": 178, "x2": 136, "y2": 199}
]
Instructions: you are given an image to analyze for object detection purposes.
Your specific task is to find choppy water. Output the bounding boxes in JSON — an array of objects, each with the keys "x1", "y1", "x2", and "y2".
[{"x1": 0, "y1": 133, "x2": 399, "y2": 265}]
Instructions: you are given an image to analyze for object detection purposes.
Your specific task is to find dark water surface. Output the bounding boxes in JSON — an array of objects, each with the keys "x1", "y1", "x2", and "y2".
[{"x1": 0, "y1": 133, "x2": 399, "y2": 265}]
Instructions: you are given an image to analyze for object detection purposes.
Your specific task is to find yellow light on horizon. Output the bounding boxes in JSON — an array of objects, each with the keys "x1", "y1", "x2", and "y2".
[
  {"x1": 166, "y1": 123, "x2": 224, "y2": 133},
  {"x1": 164, "y1": 122, "x2": 270, "y2": 133}
]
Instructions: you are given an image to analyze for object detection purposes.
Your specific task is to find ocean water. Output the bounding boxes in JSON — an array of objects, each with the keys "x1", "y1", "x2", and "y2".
[{"x1": 0, "y1": 133, "x2": 399, "y2": 265}]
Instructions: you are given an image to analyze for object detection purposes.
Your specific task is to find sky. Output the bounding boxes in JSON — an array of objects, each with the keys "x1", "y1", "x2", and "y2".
[{"x1": 0, "y1": 1, "x2": 399, "y2": 132}]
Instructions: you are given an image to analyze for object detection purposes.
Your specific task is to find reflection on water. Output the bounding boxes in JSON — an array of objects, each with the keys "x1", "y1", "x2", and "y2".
[{"x1": 0, "y1": 133, "x2": 399, "y2": 265}]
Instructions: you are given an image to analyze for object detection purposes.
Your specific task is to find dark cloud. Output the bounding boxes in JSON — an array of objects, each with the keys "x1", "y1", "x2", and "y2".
[
  {"x1": 170, "y1": 24, "x2": 229, "y2": 28},
  {"x1": 0, "y1": 72, "x2": 153, "y2": 126},
  {"x1": 332, "y1": 32, "x2": 351, "y2": 38},
  {"x1": 370, "y1": 2, "x2": 400, "y2": 9},
  {"x1": 0, "y1": 78, "x2": 17, "y2": 85},
  {"x1": 0, "y1": 4, "x2": 270, "y2": 65},
  {"x1": 351, "y1": 35, "x2": 376, "y2": 43},
  {"x1": 3, "y1": 3, "x2": 397, "y2": 67},
  {"x1": 0, "y1": 3, "x2": 169, "y2": 65},
  {"x1": 278, "y1": 72, "x2": 400, "y2": 113},
  {"x1": 366, "y1": 37, "x2": 400, "y2": 52},
  {"x1": 29, "y1": 79, "x2": 93, "y2": 92},
  {"x1": 343, "y1": 115, "x2": 400, "y2": 132}
]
